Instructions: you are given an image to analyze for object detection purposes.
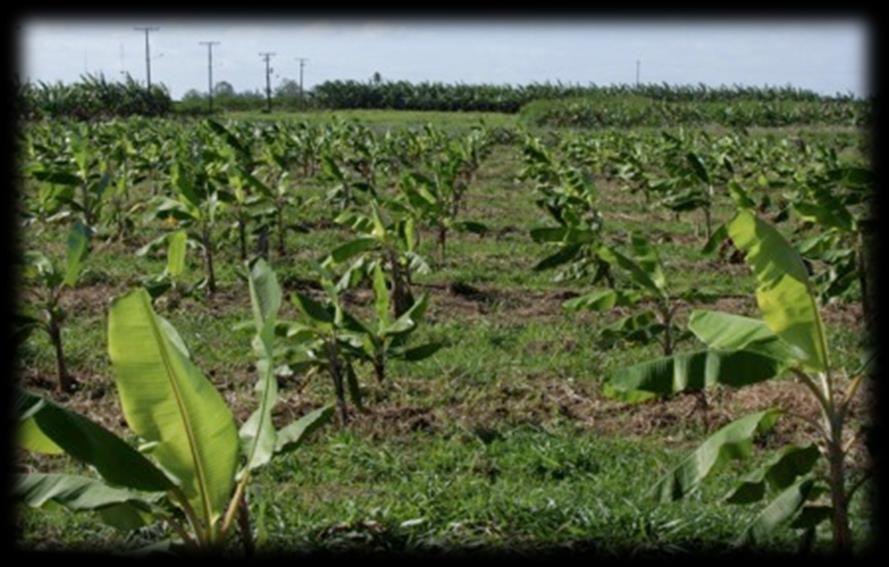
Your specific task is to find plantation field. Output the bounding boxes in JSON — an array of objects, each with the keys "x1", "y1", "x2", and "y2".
[{"x1": 15, "y1": 112, "x2": 874, "y2": 555}]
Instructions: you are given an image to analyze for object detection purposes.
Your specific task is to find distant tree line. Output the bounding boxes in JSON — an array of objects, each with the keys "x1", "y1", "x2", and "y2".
[
  {"x1": 16, "y1": 73, "x2": 173, "y2": 121},
  {"x1": 16, "y1": 73, "x2": 867, "y2": 120}
]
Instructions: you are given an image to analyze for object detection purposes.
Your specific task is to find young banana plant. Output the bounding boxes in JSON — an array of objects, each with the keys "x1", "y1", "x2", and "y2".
[
  {"x1": 605, "y1": 209, "x2": 871, "y2": 552},
  {"x1": 349, "y1": 263, "x2": 442, "y2": 384},
  {"x1": 17, "y1": 222, "x2": 90, "y2": 392},
  {"x1": 16, "y1": 259, "x2": 332, "y2": 554},
  {"x1": 284, "y1": 272, "x2": 371, "y2": 426},
  {"x1": 325, "y1": 199, "x2": 430, "y2": 318},
  {"x1": 395, "y1": 161, "x2": 488, "y2": 264},
  {"x1": 151, "y1": 139, "x2": 225, "y2": 296},
  {"x1": 28, "y1": 125, "x2": 111, "y2": 232},
  {"x1": 563, "y1": 232, "x2": 714, "y2": 357},
  {"x1": 527, "y1": 156, "x2": 613, "y2": 288}
]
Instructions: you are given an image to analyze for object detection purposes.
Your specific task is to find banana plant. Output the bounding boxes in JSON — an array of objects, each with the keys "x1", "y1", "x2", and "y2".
[
  {"x1": 282, "y1": 265, "x2": 441, "y2": 423},
  {"x1": 17, "y1": 222, "x2": 90, "y2": 392},
  {"x1": 16, "y1": 260, "x2": 332, "y2": 553},
  {"x1": 325, "y1": 199, "x2": 430, "y2": 318},
  {"x1": 657, "y1": 150, "x2": 721, "y2": 240},
  {"x1": 150, "y1": 138, "x2": 226, "y2": 295},
  {"x1": 349, "y1": 263, "x2": 442, "y2": 384},
  {"x1": 527, "y1": 156, "x2": 613, "y2": 288},
  {"x1": 284, "y1": 272, "x2": 370, "y2": 425},
  {"x1": 790, "y1": 164, "x2": 874, "y2": 323},
  {"x1": 564, "y1": 231, "x2": 714, "y2": 356},
  {"x1": 27, "y1": 126, "x2": 111, "y2": 232},
  {"x1": 395, "y1": 167, "x2": 488, "y2": 263},
  {"x1": 605, "y1": 209, "x2": 871, "y2": 552}
]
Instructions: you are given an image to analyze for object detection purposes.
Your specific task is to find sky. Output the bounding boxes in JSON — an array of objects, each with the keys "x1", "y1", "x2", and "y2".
[{"x1": 18, "y1": 19, "x2": 871, "y2": 100}]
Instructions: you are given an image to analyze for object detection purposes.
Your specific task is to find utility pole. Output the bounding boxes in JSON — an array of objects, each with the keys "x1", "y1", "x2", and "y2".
[
  {"x1": 636, "y1": 59, "x2": 641, "y2": 88},
  {"x1": 134, "y1": 26, "x2": 159, "y2": 89},
  {"x1": 294, "y1": 57, "x2": 308, "y2": 107},
  {"x1": 259, "y1": 52, "x2": 275, "y2": 113},
  {"x1": 200, "y1": 41, "x2": 220, "y2": 113}
]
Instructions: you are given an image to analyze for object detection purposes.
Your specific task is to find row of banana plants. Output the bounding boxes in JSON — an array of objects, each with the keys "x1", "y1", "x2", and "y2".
[
  {"x1": 16, "y1": 207, "x2": 873, "y2": 553},
  {"x1": 522, "y1": 129, "x2": 874, "y2": 552}
]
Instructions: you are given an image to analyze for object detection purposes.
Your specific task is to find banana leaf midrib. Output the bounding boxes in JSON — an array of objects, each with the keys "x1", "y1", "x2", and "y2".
[{"x1": 139, "y1": 292, "x2": 215, "y2": 528}]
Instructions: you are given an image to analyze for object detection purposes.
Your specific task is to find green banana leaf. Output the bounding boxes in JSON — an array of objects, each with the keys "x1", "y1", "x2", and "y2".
[
  {"x1": 274, "y1": 405, "x2": 335, "y2": 455},
  {"x1": 17, "y1": 473, "x2": 161, "y2": 514},
  {"x1": 736, "y1": 477, "x2": 818, "y2": 546},
  {"x1": 239, "y1": 259, "x2": 282, "y2": 477},
  {"x1": 608, "y1": 348, "x2": 784, "y2": 395},
  {"x1": 727, "y1": 210, "x2": 828, "y2": 371},
  {"x1": 687, "y1": 309, "x2": 798, "y2": 362},
  {"x1": 17, "y1": 389, "x2": 174, "y2": 492},
  {"x1": 725, "y1": 443, "x2": 821, "y2": 504},
  {"x1": 63, "y1": 222, "x2": 90, "y2": 287},
  {"x1": 652, "y1": 409, "x2": 782, "y2": 501},
  {"x1": 166, "y1": 230, "x2": 187, "y2": 278},
  {"x1": 108, "y1": 288, "x2": 239, "y2": 528}
]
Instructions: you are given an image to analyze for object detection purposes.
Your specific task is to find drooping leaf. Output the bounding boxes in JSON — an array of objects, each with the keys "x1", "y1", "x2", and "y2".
[
  {"x1": 608, "y1": 348, "x2": 785, "y2": 395},
  {"x1": 727, "y1": 210, "x2": 828, "y2": 371},
  {"x1": 651, "y1": 409, "x2": 782, "y2": 502},
  {"x1": 274, "y1": 405, "x2": 334, "y2": 455},
  {"x1": 687, "y1": 152, "x2": 710, "y2": 184},
  {"x1": 372, "y1": 262, "x2": 390, "y2": 325},
  {"x1": 736, "y1": 478, "x2": 816, "y2": 546},
  {"x1": 702, "y1": 222, "x2": 729, "y2": 255},
  {"x1": 724, "y1": 443, "x2": 821, "y2": 504},
  {"x1": 629, "y1": 232, "x2": 666, "y2": 292},
  {"x1": 327, "y1": 238, "x2": 378, "y2": 265},
  {"x1": 291, "y1": 291, "x2": 335, "y2": 325},
  {"x1": 599, "y1": 245, "x2": 663, "y2": 296},
  {"x1": 108, "y1": 289, "x2": 239, "y2": 528},
  {"x1": 395, "y1": 342, "x2": 444, "y2": 362},
  {"x1": 562, "y1": 289, "x2": 622, "y2": 312},
  {"x1": 534, "y1": 244, "x2": 582, "y2": 271},
  {"x1": 16, "y1": 389, "x2": 174, "y2": 492},
  {"x1": 688, "y1": 310, "x2": 798, "y2": 361},
  {"x1": 16, "y1": 473, "x2": 161, "y2": 514}
]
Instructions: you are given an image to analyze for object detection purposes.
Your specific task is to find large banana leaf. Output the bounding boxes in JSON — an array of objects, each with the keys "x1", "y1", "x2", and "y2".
[
  {"x1": 725, "y1": 443, "x2": 821, "y2": 504},
  {"x1": 727, "y1": 210, "x2": 828, "y2": 371},
  {"x1": 608, "y1": 348, "x2": 784, "y2": 395},
  {"x1": 687, "y1": 310, "x2": 798, "y2": 362},
  {"x1": 108, "y1": 289, "x2": 239, "y2": 528},
  {"x1": 652, "y1": 409, "x2": 782, "y2": 501},
  {"x1": 239, "y1": 259, "x2": 282, "y2": 477},
  {"x1": 735, "y1": 477, "x2": 818, "y2": 546},
  {"x1": 17, "y1": 473, "x2": 160, "y2": 513},
  {"x1": 17, "y1": 389, "x2": 173, "y2": 492}
]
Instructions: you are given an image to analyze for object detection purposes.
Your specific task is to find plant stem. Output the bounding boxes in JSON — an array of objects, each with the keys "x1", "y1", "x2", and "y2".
[
  {"x1": 238, "y1": 215, "x2": 247, "y2": 261},
  {"x1": 47, "y1": 312, "x2": 73, "y2": 393},
  {"x1": 327, "y1": 339, "x2": 349, "y2": 425},
  {"x1": 826, "y1": 419, "x2": 852, "y2": 552},
  {"x1": 202, "y1": 224, "x2": 216, "y2": 295}
]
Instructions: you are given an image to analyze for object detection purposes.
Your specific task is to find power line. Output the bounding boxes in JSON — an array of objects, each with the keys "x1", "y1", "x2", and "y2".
[
  {"x1": 259, "y1": 52, "x2": 275, "y2": 113},
  {"x1": 294, "y1": 57, "x2": 309, "y2": 107},
  {"x1": 134, "y1": 27, "x2": 160, "y2": 88},
  {"x1": 200, "y1": 41, "x2": 220, "y2": 113}
]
